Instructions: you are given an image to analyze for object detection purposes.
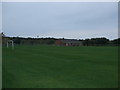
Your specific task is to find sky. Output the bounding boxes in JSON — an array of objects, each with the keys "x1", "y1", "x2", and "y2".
[
  {"x1": 2, "y1": 0, "x2": 119, "y2": 2},
  {"x1": 2, "y1": 2, "x2": 118, "y2": 40}
]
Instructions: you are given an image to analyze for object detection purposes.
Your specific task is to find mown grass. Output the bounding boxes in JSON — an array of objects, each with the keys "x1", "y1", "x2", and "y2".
[{"x1": 2, "y1": 45, "x2": 118, "y2": 88}]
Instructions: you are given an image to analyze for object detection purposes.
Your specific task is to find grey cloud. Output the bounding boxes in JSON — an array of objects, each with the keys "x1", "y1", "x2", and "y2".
[{"x1": 2, "y1": 2, "x2": 118, "y2": 39}]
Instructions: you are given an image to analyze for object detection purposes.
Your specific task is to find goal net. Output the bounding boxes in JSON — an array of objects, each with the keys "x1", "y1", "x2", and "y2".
[{"x1": 7, "y1": 40, "x2": 14, "y2": 49}]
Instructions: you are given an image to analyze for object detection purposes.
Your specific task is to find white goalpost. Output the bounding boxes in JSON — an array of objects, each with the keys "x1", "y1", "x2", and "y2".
[{"x1": 7, "y1": 40, "x2": 14, "y2": 49}]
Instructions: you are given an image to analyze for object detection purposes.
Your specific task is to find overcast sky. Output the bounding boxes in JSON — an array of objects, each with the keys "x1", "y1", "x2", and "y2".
[{"x1": 2, "y1": 2, "x2": 118, "y2": 39}]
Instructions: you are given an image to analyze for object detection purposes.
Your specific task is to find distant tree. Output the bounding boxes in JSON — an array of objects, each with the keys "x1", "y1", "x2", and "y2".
[
  {"x1": 83, "y1": 37, "x2": 109, "y2": 46},
  {"x1": 93, "y1": 38, "x2": 109, "y2": 45},
  {"x1": 14, "y1": 37, "x2": 21, "y2": 44},
  {"x1": 111, "y1": 38, "x2": 120, "y2": 46},
  {"x1": 1, "y1": 32, "x2": 5, "y2": 37},
  {"x1": 83, "y1": 39, "x2": 90, "y2": 46},
  {"x1": 47, "y1": 39, "x2": 55, "y2": 44}
]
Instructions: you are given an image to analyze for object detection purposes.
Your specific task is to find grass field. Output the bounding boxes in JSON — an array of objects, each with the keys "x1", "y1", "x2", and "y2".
[{"x1": 2, "y1": 45, "x2": 118, "y2": 88}]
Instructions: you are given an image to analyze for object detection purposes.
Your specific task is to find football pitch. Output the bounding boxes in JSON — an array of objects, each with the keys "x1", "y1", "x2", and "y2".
[{"x1": 2, "y1": 45, "x2": 118, "y2": 88}]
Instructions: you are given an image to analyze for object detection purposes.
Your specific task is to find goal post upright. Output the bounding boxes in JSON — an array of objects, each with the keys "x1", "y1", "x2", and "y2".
[
  {"x1": 7, "y1": 41, "x2": 8, "y2": 48},
  {"x1": 12, "y1": 41, "x2": 14, "y2": 49}
]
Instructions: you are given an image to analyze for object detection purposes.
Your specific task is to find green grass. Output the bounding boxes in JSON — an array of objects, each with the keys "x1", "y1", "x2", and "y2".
[{"x1": 2, "y1": 45, "x2": 118, "y2": 88}]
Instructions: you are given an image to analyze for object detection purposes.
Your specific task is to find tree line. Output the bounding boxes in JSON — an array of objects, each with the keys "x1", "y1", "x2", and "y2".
[
  {"x1": 80, "y1": 37, "x2": 120, "y2": 46},
  {"x1": 1, "y1": 33, "x2": 120, "y2": 46},
  {"x1": 2, "y1": 37, "x2": 56, "y2": 45}
]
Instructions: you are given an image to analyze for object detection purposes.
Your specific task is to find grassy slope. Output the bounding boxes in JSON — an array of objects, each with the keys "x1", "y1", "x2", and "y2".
[{"x1": 2, "y1": 45, "x2": 118, "y2": 88}]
